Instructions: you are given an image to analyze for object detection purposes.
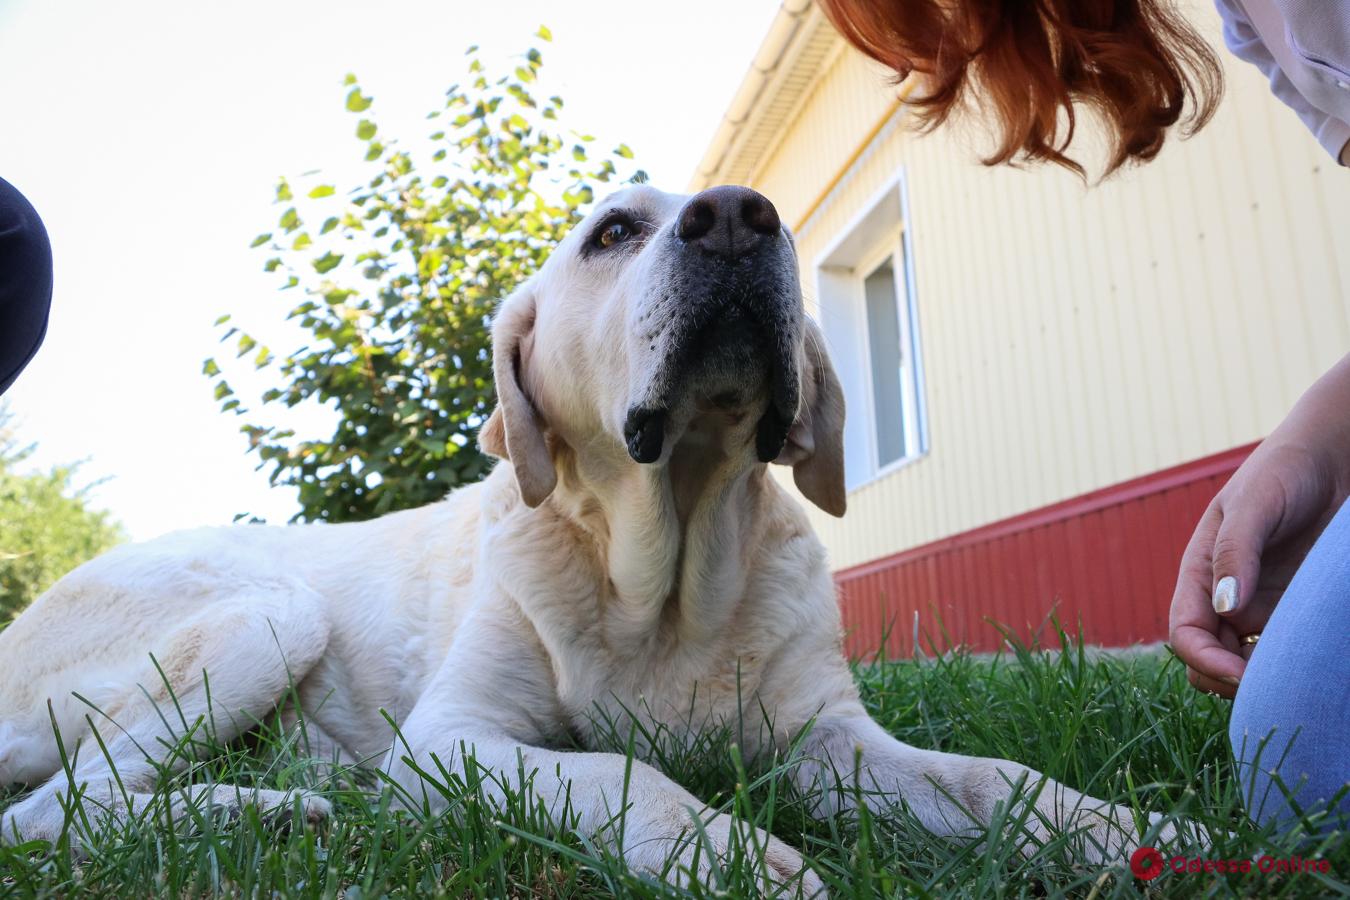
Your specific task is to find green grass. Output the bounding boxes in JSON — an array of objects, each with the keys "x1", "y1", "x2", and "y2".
[{"x1": 2, "y1": 631, "x2": 1346, "y2": 898}]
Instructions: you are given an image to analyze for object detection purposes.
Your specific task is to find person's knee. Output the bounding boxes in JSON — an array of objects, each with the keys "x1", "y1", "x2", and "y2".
[
  {"x1": 1227, "y1": 502, "x2": 1350, "y2": 832},
  {"x1": 1230, "y1": 682, "x2": 1348, "y2": 831}
]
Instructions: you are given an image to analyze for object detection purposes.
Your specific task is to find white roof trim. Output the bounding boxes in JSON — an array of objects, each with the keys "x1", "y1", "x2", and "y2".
[{"x1": 688, "y1": 0, "x2": 842, "y2": 191}]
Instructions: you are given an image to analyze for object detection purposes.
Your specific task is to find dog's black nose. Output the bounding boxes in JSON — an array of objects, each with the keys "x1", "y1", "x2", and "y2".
[{"x1": 676, "y1": 186, "x2": 781, "y2": 259}]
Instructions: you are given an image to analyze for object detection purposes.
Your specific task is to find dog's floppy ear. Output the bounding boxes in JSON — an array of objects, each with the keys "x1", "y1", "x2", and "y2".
[
  {"x1": 774, "y1": 320, "x2": 846, "y2": 517},
  {"x1": 479, "y1": 283, "x2": 557, "y2": 508}
]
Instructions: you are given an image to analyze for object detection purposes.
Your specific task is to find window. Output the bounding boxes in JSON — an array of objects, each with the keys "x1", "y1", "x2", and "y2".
[{"x1": 815, "y1": 174, "x2": 928, "y2": 490}]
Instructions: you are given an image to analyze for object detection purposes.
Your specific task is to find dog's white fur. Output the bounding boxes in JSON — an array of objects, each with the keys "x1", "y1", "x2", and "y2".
[{"x1": 0, "y1": 185, "x2": 1176, "y2": 893}]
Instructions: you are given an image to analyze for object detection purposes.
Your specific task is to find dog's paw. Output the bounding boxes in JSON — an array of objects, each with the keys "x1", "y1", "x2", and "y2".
[
  {"x1": 148, "y1": 784, "x2": 332, "y2": 838},
  {"x1": 184, "y1": 786, "x2": 332, "y2": 830},
  {"x1": 630, "y1": 813, "x2": 825, "y2": 898},
  {"x1": 262, "y1": 790, "x2": 333, "y2": 828},
  {"x1": 1065, "y1": 806, "x2": 1212, "y2": 869}
]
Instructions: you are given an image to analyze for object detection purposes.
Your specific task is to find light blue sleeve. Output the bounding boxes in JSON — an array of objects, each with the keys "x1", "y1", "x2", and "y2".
[{"x1": 1213, "y1": 0, "x2": 1350, "y2": 163}]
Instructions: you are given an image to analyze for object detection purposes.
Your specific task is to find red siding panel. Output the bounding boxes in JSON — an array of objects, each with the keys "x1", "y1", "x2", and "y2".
[{"x1": 834, "y1": 443, "x2": 1257, "y2": 657}]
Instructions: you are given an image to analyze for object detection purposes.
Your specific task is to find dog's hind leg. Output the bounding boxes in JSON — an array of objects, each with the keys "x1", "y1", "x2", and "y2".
[{"x1": 0, "y1": 584, "x2": 331, "y2": 848}]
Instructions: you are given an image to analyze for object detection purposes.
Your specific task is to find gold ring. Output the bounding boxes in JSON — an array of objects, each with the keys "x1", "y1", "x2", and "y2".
[{"x1": 1239, "y1": 633, "x2": 1261, "y2": 647}]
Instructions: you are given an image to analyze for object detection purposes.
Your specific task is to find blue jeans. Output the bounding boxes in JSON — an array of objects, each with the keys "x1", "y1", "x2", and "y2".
[{"x1": 1230, "y1": 498, "x2": 1350, "y2": 833}]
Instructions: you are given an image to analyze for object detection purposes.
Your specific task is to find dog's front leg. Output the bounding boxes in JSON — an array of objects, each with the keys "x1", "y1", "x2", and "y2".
[
  {"x1": 795, "y1": 713, "x2": 1189, "y2": 865},
  {"x1": 378, "y1": 621, "x2": 823, "y2": 895},
  {"x1": 387, "y1": 728, "x2": 822, "y2": 893}
]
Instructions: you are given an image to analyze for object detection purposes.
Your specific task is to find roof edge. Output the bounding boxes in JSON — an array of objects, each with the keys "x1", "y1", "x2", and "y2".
[{"x1": 687, "y1": 0, "x2": 821, "y2": 192}]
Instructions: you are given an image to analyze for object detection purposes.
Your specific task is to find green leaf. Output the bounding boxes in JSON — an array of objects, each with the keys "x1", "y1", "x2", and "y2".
[
  {"x1": 275, "y1": 179, "x2": 292, "y2": 202},
  {"x1": 345, "y1": 87, "x2": 372, "y2": 112},
  {"x1": 292, "y1": 233, "x2": 312, "y2": 250},
  {"x1": 313, "y1": 252, "x2": 343, "y2": 274},
  {"x1": 279, "y1": 207, "x2": 300, "y2": 231},
  {"x1": 356, "y1": 119, "x2": 377, "y2": 140},
  {"x1": 202, "y1": 357, "x2": 220, "y2": 377},
  {"x1": 536, "y1": 24, "x2": 552, "y2": 41},
  {"x1": 308, "y1": 184, "x2": 336, "y2": 199},
  {"x1": 615, "y1": 143, "x2": 634, "y2": 159},
  {"x1": 319, "y1": 216, "x2": 340, "y2": 235},
  {"x1": 250, "y1": 232, "x2": 272, "y2": 248}
]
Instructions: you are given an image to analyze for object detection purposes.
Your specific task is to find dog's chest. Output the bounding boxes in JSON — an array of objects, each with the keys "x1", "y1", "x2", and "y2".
[
  {"x1": 495, "y1": 505, "x2": 830, "y2": 754},
  {"x1": 546, "y1": 610, "x2": 786, "y2": 752}
]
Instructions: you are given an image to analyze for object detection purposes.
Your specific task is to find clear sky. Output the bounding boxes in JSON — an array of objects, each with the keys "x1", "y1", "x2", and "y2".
[{"x1": 0, "y1": 0, "x2": 782, "y2": 540}]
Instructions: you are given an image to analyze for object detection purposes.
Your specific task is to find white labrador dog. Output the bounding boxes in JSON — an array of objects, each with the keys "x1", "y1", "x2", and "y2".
[{"x1": 0, "y1": 185, "x2": 1178, "y2": 892}]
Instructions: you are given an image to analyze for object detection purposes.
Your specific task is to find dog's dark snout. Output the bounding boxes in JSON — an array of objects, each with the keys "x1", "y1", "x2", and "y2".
[{"x1": 676, "y1": 186, "x2": 781, "y2": 259}]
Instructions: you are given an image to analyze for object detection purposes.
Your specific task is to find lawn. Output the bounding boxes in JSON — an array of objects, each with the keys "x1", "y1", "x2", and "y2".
[{"x1": 2, "y1": 633, "x2": 1345, "y2": 898}]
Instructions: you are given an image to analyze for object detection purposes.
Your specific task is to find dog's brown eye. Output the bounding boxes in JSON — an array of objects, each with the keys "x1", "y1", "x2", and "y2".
[{"x1": 598, "y1": 220, "x2": 634, "y2": 248}]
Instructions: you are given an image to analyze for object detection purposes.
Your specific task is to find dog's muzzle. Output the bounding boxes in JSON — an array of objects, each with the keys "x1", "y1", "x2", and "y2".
[{"x1": 623, "y1": 186, "x2": 801, "y2": 466}]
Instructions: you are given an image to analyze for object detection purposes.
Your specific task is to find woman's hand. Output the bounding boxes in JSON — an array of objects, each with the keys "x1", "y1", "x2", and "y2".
[{"x1": 1169, "y1": 354, "x2": 1350, "y2": 698}]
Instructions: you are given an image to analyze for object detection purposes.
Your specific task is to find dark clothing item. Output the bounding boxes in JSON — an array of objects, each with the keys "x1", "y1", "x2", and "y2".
[{"x1": 0, "y1": 177, "x2": 53, "y2": 395}]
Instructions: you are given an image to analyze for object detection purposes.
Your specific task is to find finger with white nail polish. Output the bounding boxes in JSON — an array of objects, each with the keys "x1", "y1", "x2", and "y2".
[{"x1": 1212, "y1": 575, "x2": 1239, "y2": 614}]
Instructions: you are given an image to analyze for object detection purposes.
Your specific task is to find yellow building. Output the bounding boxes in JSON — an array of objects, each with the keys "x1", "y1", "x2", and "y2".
[{"x1": 690, "y1": 0, "x2": 1350, "y2": 655}]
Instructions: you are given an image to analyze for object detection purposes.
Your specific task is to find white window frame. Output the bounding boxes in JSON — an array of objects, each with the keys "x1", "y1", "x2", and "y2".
[{"x1": 813, "y1": 171, "x2": 929, "y2": 492}]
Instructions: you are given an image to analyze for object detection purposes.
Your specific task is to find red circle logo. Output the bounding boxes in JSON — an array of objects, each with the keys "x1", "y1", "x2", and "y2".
[{"x1": 1131, "y1": 846, "x2": 1165, "y2": 880}]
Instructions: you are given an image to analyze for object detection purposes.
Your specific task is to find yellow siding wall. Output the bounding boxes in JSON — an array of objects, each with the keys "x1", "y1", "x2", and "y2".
[{"x1": 748, "y1": 2, "x2": 1350, "y2": 570}]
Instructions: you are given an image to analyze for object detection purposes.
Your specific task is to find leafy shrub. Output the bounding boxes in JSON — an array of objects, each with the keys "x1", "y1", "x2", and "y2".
[{"x1": 207, "y1": 34, "x2": 637, "y2": 522}]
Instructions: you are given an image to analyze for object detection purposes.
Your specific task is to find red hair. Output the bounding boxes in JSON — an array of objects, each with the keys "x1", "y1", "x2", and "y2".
[{"x1": 819, "y1": 0, "x2": 1223, "y2": 176}]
